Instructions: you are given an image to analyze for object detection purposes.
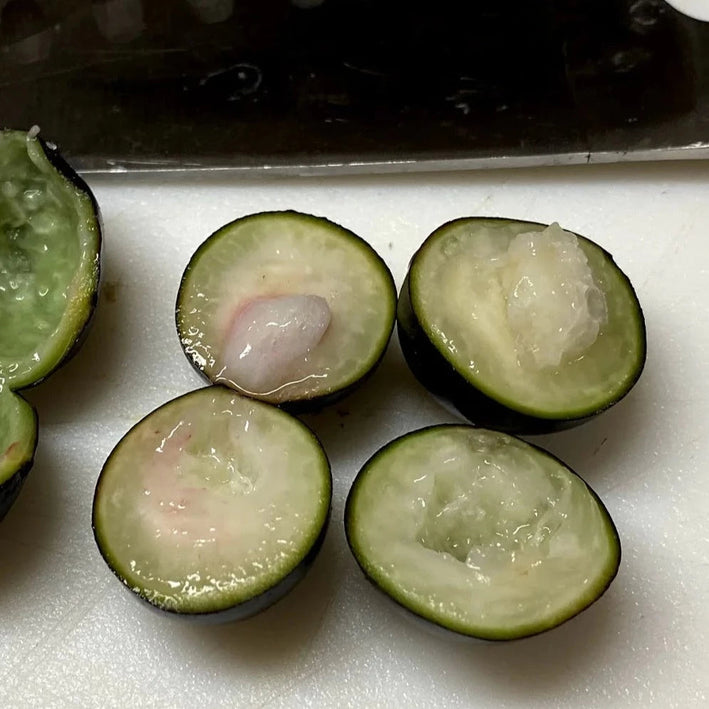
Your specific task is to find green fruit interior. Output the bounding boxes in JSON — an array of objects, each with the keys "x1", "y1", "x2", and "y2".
[
  {"x1": 0, "y1": 386, "x2": 37, "y2": 485},
  {"x1": 347, "y1": 426, "x2": 619, "y2": 639},
  {"x1": 93, "y1": 388, "x2": 331, "y2": 614},
  {"x1": 0, "y1": 130, "x2": 100, "y2": 390},
  {"x1": 176, "y1": 211, "x2": 395, "y2": 404},
  {"x1": 410, "y1": 218, "x2": 645, "y2": 419}
]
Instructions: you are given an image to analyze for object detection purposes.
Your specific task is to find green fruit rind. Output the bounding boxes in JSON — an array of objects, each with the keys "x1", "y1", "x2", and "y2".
[
  {"x1": 0, "y1": 386, "x2": 38, "y2": 520},
  {"x1": 176, "y1": 210, "x2": 396, "y2": 411},
  {"x1": 93, "y1": 386, "x2": 332, "y2": 621},
  {"x1": 345, "y1": 425, "x2": 621, "y2": 641},
  {"x1": 398, "y1": 217, "x2": 646, "y2": 434},
  {"x1": 1, "y1": 127, "x2": 102, "y2": 520},
  {"x1": 0, "y1": 128, "x2": 102, "y2": 391}
]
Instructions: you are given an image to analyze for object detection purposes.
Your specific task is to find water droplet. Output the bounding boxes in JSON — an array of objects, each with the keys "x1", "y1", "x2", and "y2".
[
  {"x1": 22, "y1": 187, "x2": 45, "y2": 211},
  {"x1": 629, "y1": 0, "x2": 663, "y2": 31}
]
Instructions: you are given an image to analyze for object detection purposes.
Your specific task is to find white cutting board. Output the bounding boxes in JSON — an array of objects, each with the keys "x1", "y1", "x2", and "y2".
[{"x1": 2, "y1": 161, "x2": 708, "y2": 708}]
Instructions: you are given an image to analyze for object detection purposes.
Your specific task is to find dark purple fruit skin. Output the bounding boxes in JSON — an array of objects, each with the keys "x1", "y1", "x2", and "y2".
[
  {"x1": 92, "y1": 386, "x2": 332, "y2": 623},
  {"x1": 397, "y1": 217, "x2": 647, "y2": 435},
  {"x1": 344, "y1": 424, "x2": 622, "y2": 642},
  {"x1": 0, "y1": 398, "x2": 38, "y2": 522},
  {"x1": 175, "y1": 210, "x2": 396, "y2": 414}
]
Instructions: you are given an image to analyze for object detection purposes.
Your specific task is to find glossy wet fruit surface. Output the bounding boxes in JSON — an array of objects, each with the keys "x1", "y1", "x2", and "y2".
[
  {"x1": 176, "y1": 210, "x2": 396, "y2": 410},
  {"x1": 93, "y1": 386, "x2": 331, "y2": 620},
  {"x1": 346, "y1": 425, "x2": 621, "y2": 640},
  {"x1": 0, "y1": 128, "x2": 101, "y2": 520},
  {"x1": 398, "y1": 217, "x2": 646, "y2": 433},
  {"x1": 0, "y1": 128, "x2": 101, "y2": 390},
  {"x1": 0, "y1": 387, "x2": 38, "y2": 519}
]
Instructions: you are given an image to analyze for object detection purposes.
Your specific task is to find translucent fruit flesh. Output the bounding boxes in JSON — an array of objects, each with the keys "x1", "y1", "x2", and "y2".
[{"x1": 220, "y1": 294, "x2": 331, "y2": 395}]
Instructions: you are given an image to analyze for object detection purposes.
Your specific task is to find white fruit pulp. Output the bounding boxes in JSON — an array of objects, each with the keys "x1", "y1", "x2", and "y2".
[
  {"x1": 501, "y1": 223, "x2": 608, "y2": 370},
  {"x1": 350, "y1": 428, "x2": 617, "y2": 637}
]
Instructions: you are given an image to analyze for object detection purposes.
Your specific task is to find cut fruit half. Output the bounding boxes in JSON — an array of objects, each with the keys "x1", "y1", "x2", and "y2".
[
  {"x1": 176, "y1": 210, "x2": 396, "y2": 411},
  {"x1": 345, "y1": 425, "x2": 621, "y2": 641},
  {"x1": 1, "y1": 127, "x2": 102, "y2": 519},
  {"x1": 0, "y1": 128, "x2": 102, "y2": 390},
  {"x1": 93, "y1": 386, "x2": 332, "y2": 621},
  {"x1": 0, "y1": 387, "x2": 38, "y2": 520},
  {"x1": 397, "y1": 217, "x2": 646, "y2": 434}
]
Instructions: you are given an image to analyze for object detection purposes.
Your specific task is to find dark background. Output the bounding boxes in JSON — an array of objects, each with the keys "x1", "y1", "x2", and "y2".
[{"x1": 2, "y1": 0, "x2": 708, "y2": 170}]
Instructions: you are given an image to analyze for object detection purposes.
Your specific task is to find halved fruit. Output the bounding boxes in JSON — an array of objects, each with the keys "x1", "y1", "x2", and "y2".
[
  {"x1": 345, "y1": 425, "x2": 620, "y2": 640},
  {"x1": 398, "y1": 218, "x2": 646, "y2": 434},
  {"x1": 0, "y1": 128, "x2": 102, "y2": 390},
  {"x1": 176, "y1": 210, "x2": 396, "y2": 411},
  {"x1": 1, "y1": 127, "x2": 102, "y2": 519},
  {"x1": 93, "y1": 386, "x2": 332, "y2": 621},
  {"x1": 0, "y1": 387, "x2": 38, "y2": 520}
]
